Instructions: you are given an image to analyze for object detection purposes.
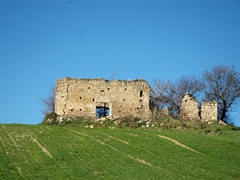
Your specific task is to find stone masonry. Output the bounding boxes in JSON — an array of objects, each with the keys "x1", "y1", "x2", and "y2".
[
  {"x1": 180, "y1": 93, "x2": 218, "y2": 121},
  {"x1": 55, "y1": 77, "x2": 151, "y2": 120},
  {"x1": 201, "y1": 101, "x2": 218, "y2": 121},
  {"x1": 180, "y1": 93, "x2": 200, "y2": 120}
]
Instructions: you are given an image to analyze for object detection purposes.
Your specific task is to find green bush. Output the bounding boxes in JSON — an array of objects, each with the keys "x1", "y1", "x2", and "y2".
[{"x1": 41, "y1": 112, "x2": 58, "y2": 125}]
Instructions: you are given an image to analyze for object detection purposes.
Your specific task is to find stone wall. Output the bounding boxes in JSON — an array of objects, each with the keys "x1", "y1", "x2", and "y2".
[
  {"x1": 180, "y1": 93, "x2": 200, "y2": 120},
  {"x1": 180, "y1": 93, "x2": 218, "y2": 121},
  {"x1": 55, "y1": 77, "x2": 151, "y2": 120},
  {"x1": 201, "y1": 101, "x2": 218, "y2": 121}
]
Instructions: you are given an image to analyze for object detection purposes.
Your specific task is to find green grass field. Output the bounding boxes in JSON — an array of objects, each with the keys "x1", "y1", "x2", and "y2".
[{"x1": 0, "y1": 123, "x2": 240, "y2": 179}]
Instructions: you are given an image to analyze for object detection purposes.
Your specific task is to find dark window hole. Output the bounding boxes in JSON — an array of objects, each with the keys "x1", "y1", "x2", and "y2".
[{"x1": 96, "y1": 107, "x2": 109, "y2": 118}]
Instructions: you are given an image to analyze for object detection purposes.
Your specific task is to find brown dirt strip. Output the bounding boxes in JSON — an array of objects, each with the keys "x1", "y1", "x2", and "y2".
[
  {"x1": 1, "y1": 125, "x2": 18, "y2": 148},
  {"x1": 98, "y1": 132, "x2": 129, "y2": 144},
  {"x1": 157, "y1": 135, "x2": 204, "y2": 156},
  {"x1": 127, "y1": 154, "x2": 153, "y2": 167},
  {"x1": 30, "y1": 136, "x2": 52, "y2": 158},
  {"x1": 126, "y1": 133, "x2": 139, "y2": 137},
  {"x1": 67, "y1": 129, "x2": 171, "y2": 173},
  {"x1": 0, "y1": 136, "x2": 6, "y2": 148}
]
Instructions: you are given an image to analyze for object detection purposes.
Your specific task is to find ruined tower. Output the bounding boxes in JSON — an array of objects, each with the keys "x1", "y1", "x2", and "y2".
[{"x1": 180, "y1": 93, "x2": 200, "y2": 120}]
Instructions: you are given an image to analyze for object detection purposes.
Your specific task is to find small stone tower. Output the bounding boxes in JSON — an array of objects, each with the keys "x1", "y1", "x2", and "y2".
[{"x1": 180, "y1": 93, "x2": 200, "y2": 120}]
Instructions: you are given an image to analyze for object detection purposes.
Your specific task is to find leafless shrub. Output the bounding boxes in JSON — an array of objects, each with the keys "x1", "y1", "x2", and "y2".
[{"x1": 38, "y1": 86, "x2": 55, "y2": 116}]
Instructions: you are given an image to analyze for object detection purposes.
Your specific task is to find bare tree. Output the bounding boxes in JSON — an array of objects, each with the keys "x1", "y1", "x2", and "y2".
[
  {"x1": 152, "y1": 75, "x2": 204, "y2": 118},
  {"x1": 203, "y1": 65, "x2": 240, "y2": 123},
  {"x1": 151, "y1": 78, "x2": 170, "y2": 110},
  {"x1": 39, "y1": 85, "x2": 55, "y2": 116},
  {"x1": 175, "y1": 75, "x2": 205, "y2": 98},
  {"x1": 109, "y1": 70, "x2": 118, "y2": 80}
]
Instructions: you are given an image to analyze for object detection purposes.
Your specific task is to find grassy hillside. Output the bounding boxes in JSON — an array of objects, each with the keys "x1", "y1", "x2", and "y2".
[{"x1": 0, "y1": 123, "x2": 240, "y2": 179}]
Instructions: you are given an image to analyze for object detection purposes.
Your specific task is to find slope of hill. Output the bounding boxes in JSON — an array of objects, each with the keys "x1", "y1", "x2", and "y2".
[{"x1": 0, "y1": 124, "x2": 240, "y2": 179}]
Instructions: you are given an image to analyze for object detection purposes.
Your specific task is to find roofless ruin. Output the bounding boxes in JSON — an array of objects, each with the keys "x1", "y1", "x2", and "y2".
[
  {"x1": 55, "y1": 77, "x2": 217, "y2": 122},
  {"x1": 55, "y1": 77, "x2": 151, "y2": 120}
]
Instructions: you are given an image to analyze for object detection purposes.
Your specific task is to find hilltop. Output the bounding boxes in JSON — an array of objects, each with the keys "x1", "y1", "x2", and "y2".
[{"x1": 0, "y1": 121, "x2": 240, "y2": 179}]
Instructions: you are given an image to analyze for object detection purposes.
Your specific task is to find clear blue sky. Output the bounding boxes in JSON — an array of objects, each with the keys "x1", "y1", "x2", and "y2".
[{"x1": 0, "y1": 0, "x2": 240, "y2": 126}]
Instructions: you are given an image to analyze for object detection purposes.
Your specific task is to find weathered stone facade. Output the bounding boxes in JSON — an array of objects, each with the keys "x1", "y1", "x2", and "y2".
[
  {"x1": 180, "y1": 93, "x2": 218, "y2": 121},
  {"x1": 55, "y1": 78, "x2": 218, "y2": 122},
  {"x1": 180, "y1": 93, "x2": 200, "y2": 120},
  {"x1": 55, "y1": 77, "x2": 151, "y2": 120},
  {"x1": 201, "y1": 101, "x2": 218, "y2": 121}
]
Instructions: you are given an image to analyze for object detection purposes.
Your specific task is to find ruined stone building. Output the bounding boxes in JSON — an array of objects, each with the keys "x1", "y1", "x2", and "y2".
[
  {"x1": 55, "y1": 77, "x2": 151, "y2": 120},
  {"x1": 54, "y1": 78, "x2": 218, "y2": 122},
  {"x1": 180, "y1": 93, "x2": 218, "y2": 121}
]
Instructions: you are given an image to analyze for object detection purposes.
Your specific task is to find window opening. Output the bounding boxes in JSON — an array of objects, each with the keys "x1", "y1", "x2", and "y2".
[
  {"x1": 140, "y1": 90, "x2": 143, "y2": 97},
  {"x1": 96, "y1": 107, "x2": 109, "y2": 118},
  {"x1": 93, "y1": 98, "x2": 95, "y2": 102},
  {"x1": 80, "y1": 97, "x2": 82, "y2": 99},
  {"x1": 80, "y1": 109, "x2": 82, "y2": 111},
  {"x1": 125, "y1": 88, "x2": 127, "y2": 91},
  {"x1": 88, "y1": 87, "x2": 90, "y2": 89}
]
